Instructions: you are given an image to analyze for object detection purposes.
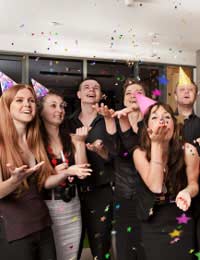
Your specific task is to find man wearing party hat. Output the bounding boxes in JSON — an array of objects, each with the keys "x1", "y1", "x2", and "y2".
[
  {"x1": 174, "y1": 67, "x2": 200, "y2": 149},
  {"x1": 175, "y1": 67, "x2": 200, "y2": 250}
]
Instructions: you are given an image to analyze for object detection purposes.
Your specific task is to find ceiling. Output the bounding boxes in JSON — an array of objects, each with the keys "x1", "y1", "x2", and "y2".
[{"x1": 0, "y1": 0, "x2": 199, "y2": 65}]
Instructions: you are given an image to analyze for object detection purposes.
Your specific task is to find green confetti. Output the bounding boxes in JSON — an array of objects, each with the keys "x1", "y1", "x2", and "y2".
[{"x1": 127, "y1": 226, "x2": 132, "y2": 233}]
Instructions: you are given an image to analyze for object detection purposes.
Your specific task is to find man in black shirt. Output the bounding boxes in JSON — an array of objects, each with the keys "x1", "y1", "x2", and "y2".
[
  {"x1": 175, "y1": 79, "x2": 200, "y2": 153},
  {"x1": 174, "y1": 77, "x2": 200, "y2": 249},
  {"x1": 70, "y1": 79, "x2": 113, "y2": 260}
]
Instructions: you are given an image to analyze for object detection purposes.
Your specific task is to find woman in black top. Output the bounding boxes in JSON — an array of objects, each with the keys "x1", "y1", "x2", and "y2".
[
  {"x1": 94, "y1": 78, "x2": 147, "y2": 260},
  {"x1": 0, "y1": 84, "x2": 57, "y2": 260},
  {"x1": 133, "y1": 102, "x2": 199, "y2": 260}
]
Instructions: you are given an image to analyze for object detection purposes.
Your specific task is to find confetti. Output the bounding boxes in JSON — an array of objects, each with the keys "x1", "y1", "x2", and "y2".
[
  {"x1": 170, "y1": 237, "x2": 180, "y2": 244},
  {"x1": 100, "y1": 216, "x2": 106, "y2": 222},
  {"x1": 105, "y1": 253, "x2": 110, "y2": 259},
  {"x1": 176, "y1": 213, "x2": 191, "y2": 224},
  {"x1": 115, "y1": 203, "x2": 120, "y2": 209},
  {"x1": 104, "y1": 205, "x2": 110, "y2": 212},
  {"x1": 152, "y1": 89, "x2": 161, "y2": 97},
  {"x1": 127, "y1": 226, "x2": 132, "y2": 233},
  {"x1": 157, "y1": 75, "x2": 169, "y2": 85},
  {"x1": 195, "y1": 252, "x2": 200, "y2": 260},
  {"x1": 71, "y1": 216, "x2": 78, "y2": 222},
  {"x1": 189, "y1": 249, "x2": 195, "y2": 254},
  {"x1": 169, "y1": 229, "x2": 182, "y2": 238}
]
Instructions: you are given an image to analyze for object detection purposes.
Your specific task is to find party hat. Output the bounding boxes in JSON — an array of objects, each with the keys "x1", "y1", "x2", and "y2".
[
  {"x1": 0, "y1": 71, "x2": 16, "y2": 92},
  {"x1": 178, "y1": 67, "x2": 192, "y2": 87},
  {"x1": 135, "y1": 93, "x2": 157, "y2": 115},
  {"x1": 31, "y1": 78, "x2": 49, "y2": 98}
]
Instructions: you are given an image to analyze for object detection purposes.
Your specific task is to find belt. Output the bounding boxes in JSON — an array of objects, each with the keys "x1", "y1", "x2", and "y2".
[
  {"x1": 79, "y1": 183, "x2": 111, "y2": 193},
  {"x1": 43, "y1": 190, "x2": 62, "y2": 200}
]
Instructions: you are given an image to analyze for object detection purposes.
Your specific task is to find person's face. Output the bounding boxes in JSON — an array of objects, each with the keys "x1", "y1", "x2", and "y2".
[
  {"x1": 175, "y1": 84, "x2": 196, "y2": 107},
  {"x1": 77, "y1": 80, "x2": 102, "y2": 104},
  {"x1": 10, "y1": 88, "x2": 36, "y2": 126},
  {"x1": 40, "y1": 94, "x2": 66, "y2": 126},
  {"x1": 148, "y1": 105, "x2": 174, "y2": 141},
  {"x1": 124, "y1": 84, "x2": 145, "y2": 109}
]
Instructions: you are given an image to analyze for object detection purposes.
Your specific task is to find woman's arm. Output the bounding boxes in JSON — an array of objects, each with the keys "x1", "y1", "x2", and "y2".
[
  {"x1": 176, "y1": 143, "x2": 199, "y2": 211},
  {"x1": 0, "y1": 162, "x2": 44, "y2": 199},
  {"x1": 133, "y1": 145, "x2": 165, "y2": 193},
  {"x1": 71, "y1": 126, "x2": 89, "y2": 164},
  {"x1": 44, "y1": 163, "x2": 92, "y2": 189},
  {"x1": 133, "y1": 125, "x2": 169, "y2": 193}
]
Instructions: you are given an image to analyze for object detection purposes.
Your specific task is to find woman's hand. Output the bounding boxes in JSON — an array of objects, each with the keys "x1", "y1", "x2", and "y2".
[
  {"x1": 71, "y1": 126, "x2": 90, "y2": 143},
  {"x1": 147, "y1": 123, "x2": 169, "y2": 143},
  {"x1": 176, "y1": 189, "x2": 191, "y2": 211},
  {"x1": 66, "y1": 164, "x2": 92, "y2": 179},
  {"x1": 55, "y1": 163, "x2": 92, "y2": 179},
  {"x1": 112, "y1": 107, "x2": 133, "y2": 119},
  {"x1": 92, "y1": 103, "x2": 115, "y2": 118},
  {"x1": 7, "y1": 161, "x2": 44, "y2": 184}
]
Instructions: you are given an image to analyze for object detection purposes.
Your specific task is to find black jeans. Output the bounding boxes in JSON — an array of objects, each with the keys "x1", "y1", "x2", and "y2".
[
  {"x1": 78, "y1": 185, "x2": 113, "y2": 260},
  {"x1": 0, "y1": 221, "x2": 57, "y2": 260}
]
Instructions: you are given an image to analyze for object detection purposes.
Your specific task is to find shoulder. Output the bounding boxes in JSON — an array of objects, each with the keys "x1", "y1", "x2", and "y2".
[{"x1": 133, "y1": 147, "x2": 146, "y2": 159}]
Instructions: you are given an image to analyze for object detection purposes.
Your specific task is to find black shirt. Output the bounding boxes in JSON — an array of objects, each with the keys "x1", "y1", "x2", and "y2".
[
  {"x1": 104, "y1": 122, "x2": 143, "y2": 199},
  {"x1": 69, "y1": 109, "x2": 114, "y2": 187},
  {"x1": 182, "y1": 113, "x2": 200, "y2": 155}
]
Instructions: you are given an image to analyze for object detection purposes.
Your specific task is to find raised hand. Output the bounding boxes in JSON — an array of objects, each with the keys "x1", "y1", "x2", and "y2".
[
  {"x1": 7, "y1": 161, "x2": 44, "y2": 184},
  {"x1": 176, "y1": 189, "x2": 191, "y2": 211},
  {"x1": 112, "y1": 107, "x2": 134, "y2": 119},
  {"x1": 66, "y1": 164, "x2": 92, "y2": 179},
  {"x1": 147, "y1": 123, "x2": 169, "y2": 143},
  {"x1": 92, "y1": 103, "x2": 115, "y2": 118},
  {"x1": 86, "y1": 139, "x2": 108, "y2": 159},
  {"x1": 71, "y1": 126, "x2": 91, "y2": 143}
]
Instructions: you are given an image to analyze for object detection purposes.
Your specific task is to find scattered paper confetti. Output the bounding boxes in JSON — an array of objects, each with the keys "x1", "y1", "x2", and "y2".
[{"x1": 176, "y1": 213, "x2": 191, "y2": 224}]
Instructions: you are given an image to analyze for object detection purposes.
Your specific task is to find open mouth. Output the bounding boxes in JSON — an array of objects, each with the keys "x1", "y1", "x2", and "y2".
[
  {"x1": 87, "y1": 94, "x2": 95, "y2": 98},
  {"x1": 23, "y1": 111, "x2": 32, "y2": 114}
]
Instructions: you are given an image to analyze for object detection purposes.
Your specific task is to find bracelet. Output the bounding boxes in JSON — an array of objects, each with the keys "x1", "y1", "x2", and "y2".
[{"x1": 151, "y1": 160, "x2": 163, "y2": 165}]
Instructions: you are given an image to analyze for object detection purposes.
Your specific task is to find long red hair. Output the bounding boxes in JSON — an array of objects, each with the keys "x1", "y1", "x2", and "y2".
[{"x1": 0, "y1": 84, "x2": 54, "y2": 195}]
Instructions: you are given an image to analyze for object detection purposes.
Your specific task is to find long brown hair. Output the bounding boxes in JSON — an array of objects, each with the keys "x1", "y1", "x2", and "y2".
[
  {"x1": 0, "y1": 84, "x2": 54, "y2": 195},
  {"x1": 140, "y1": 102, "x2": 187, "y2": 195},
  {"x1": 38, "y1": 90, "x2": 73, "y2": 158}
]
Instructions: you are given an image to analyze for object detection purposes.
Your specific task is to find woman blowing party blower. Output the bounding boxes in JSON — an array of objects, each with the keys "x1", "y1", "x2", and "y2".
[{"x1": 133, "y1": 102, "x2": 199, "y2": 260}]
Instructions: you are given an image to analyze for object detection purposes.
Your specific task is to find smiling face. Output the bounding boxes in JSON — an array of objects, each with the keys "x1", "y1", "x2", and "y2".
[
  {"x1": 124, "y1": 84, "x2": 145, "y2": 109},
  {"x1": 148, "y1": 105, "x2": 174, "y2": 141},
  {"x1": 40, "y1": 94, "x2": 66, "y2": 127},
  {"x1": 77, "y1": 79, "x2": 102, "y2": 104},
  {"x1": 10, "y1": 88, "x2": 36, "y2": 127},
  {"x1": 175, "y1": 83, "x2": 197, "y2": 107}
]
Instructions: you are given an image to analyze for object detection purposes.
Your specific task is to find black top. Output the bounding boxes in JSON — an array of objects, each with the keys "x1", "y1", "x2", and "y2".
[
  {"x1": 104, "y1": 122, "x2": 143, "y2": 199},
  {"x1": 0, "y1": 176, "x2": 51, "y2": 242},
  {"x1": 182, "y1": 113, "x2": 200, "y2": 155},
  {"x1": 69, "y1": 109, "x2": 114, "y2": 187}
]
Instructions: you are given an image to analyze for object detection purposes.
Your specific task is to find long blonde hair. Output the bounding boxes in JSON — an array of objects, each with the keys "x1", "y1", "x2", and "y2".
[{"x1": 0, "y1": 84, "x2": 54, "y2": 195}]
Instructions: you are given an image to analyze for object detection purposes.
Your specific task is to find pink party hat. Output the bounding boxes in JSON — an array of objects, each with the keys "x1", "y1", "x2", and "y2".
[
  {"x1": 31, "y1": 78, "x2": 49, "y2": 98},
  {"x1": 0, "y1": 71, "x2": 16, "y2": 92},
  {"x1": 135, "y1": 93, "x2": 157, "y2": 115}
]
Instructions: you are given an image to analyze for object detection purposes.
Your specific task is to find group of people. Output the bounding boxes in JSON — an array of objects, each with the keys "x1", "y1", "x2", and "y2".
[{"x1": 0, "y1": 67, "x2": 200, "y2": 260}]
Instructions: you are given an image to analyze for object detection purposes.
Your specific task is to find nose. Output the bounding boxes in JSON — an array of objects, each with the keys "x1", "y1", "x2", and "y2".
[
  {"x1": 24, "y1": 100, "x2": 31, "y2": 107},
  {"x1": 159, "y1": 117, "x2": 165, "y2": 124}
]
